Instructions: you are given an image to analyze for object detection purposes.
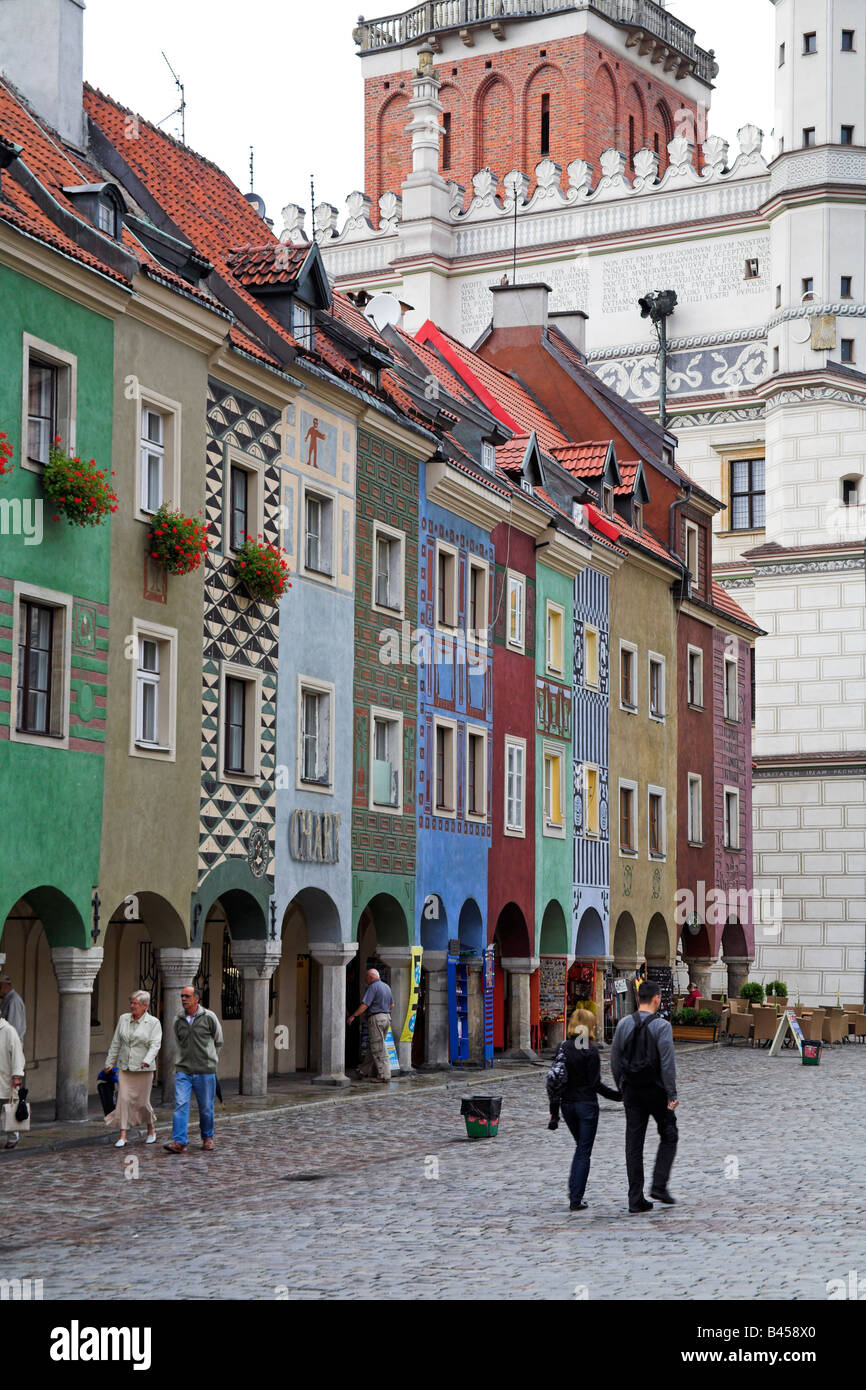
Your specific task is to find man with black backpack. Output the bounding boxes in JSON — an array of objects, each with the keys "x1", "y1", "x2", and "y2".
[{"x1": 610, "y1": 979, "x2": 679, "y2": 1214}]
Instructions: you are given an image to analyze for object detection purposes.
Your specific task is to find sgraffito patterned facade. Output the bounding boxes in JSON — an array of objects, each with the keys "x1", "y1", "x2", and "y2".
[
  {"x1": 351, "y1": 427, "x2": 419, "y2": 935},
  {"x1": 572, "y1": 564, "x2": 611, "y2": 955},
  {"x1": 196, "y1": 379, "x2": 282, "y2": 913}
]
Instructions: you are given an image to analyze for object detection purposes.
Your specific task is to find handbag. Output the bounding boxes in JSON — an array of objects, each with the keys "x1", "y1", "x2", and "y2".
[{"x1": 2, "y1": 1089, "x2": 29, "y2": 1133}]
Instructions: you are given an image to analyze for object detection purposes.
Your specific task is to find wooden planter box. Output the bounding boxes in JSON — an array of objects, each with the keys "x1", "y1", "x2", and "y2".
[{"x1": 672, "y1": 1024, "x2": 719, "y2": 1042}]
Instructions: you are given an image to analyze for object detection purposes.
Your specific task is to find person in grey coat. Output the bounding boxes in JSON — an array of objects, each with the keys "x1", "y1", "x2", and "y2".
[
  {"x1": 0, "y1": 979, "x2": 26, "y2": 1041},
  {"x1": 610, "y1": 978, "x2": 679, "y2": 1214}
]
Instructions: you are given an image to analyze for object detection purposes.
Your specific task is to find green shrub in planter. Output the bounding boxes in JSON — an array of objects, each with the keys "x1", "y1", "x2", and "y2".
[
  {"x1": 739, "y1": 981, "x2": 765, "y2": 1005},
  {"x1": 767, "y1": 980, "x2": 788, "y2": 999},
  {"x1": 694, "y1": 1009, "x2": 718, "y2": 1029},
  {"x1": 673, "y1": 1008, "x2": 700, "y2": 1025}
]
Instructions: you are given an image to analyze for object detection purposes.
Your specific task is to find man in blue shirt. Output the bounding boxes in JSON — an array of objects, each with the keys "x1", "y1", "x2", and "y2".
[{"x1": 348, "y1": 969, "x2": 393, "y2": 1083}]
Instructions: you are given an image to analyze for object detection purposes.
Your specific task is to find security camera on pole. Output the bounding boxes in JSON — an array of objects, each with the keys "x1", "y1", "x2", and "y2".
[{"x1": 638, "y1": 290, "x2": 678, "y2": 431}]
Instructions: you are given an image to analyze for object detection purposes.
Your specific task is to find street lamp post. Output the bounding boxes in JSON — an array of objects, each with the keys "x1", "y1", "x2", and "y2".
[{"x1": 639, "y1": 289, "x2": 678, "y2": 432}]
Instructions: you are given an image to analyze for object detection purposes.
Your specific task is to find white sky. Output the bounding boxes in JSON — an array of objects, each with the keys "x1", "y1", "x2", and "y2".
[{"x1": 83, "y1": 0, "x2": 776, "y2": 229}]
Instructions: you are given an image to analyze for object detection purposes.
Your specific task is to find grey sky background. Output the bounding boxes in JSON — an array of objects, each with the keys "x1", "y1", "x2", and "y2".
[{"x1": 83, "y1": 0, "x2": 776, "y2": 231}]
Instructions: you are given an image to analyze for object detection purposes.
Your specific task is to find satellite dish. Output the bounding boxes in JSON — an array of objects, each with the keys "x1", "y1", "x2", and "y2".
[
  {"x1": 244, "y1": 192, "x2": 267, "y2": 220},
  {"x1": 366, "y1": 293, "x2": 402, "y2": 332}
]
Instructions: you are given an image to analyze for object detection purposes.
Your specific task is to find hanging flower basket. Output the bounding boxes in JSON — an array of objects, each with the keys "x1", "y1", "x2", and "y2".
[
  {"x1": 0, "y1": 432, "x2": 13, "y2": 481},
  {"x1": 42, "y1": 438, "x2": 117, "y2": 527},
  {"x1": 234, "y1": 535, "x2": 290, "y2": 603},
  {"x1": 148, "y1": 503, "x2": 209, "y2": 575}
]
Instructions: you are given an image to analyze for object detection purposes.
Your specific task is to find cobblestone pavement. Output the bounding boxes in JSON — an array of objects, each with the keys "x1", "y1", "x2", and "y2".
[{"x1": 6, "y1": 1045, "x2": 866, "y2": 1300}]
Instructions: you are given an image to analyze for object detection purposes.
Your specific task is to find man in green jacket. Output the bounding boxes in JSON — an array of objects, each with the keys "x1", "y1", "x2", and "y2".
[{"x1": 164, "y1": 985, "x2": 223, "y2": 1154}]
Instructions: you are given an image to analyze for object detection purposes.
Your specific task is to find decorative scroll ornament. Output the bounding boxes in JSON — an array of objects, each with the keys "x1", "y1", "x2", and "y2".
[{"x1": 280, "y1": 202, "x2": 308, "y2": 244}]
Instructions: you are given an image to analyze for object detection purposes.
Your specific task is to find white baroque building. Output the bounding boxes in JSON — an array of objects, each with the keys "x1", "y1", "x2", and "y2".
[{"x1": 292, "y1": 0, "x2": 866, "y2": 1004}]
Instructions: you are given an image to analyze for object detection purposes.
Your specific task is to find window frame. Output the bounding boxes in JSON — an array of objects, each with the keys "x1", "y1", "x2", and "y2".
[
  {"x1": 841, "y1": 276, "x2": 854, "y2": 300},
  {"x1": 542, "y1": 740, "x2": 566, "y2": 838},
  {"x1": 292, "y1": 299, "x2": 315, "y2": 350},
  {"x1": 467, "y1": 557, "x2": 490, "y2": 638},
  {"x1": 296, "y1": 675, "x2": 335, "y2": 793},
  {"x1": 435, "y1": 539, "x2": 459, "y2": 631},
  {"x1": 544, "y1": 600, "x2": 565, "y2": 678},
  {"x1": 840, "y1": 125, "x2": 855, "y2": 146},
  {"x1": 842, "y1": 29, "x2": 855, "y2": 52},
  {"x1": 21, "y1": 334, "x2": 77, "y2": 473},
  {"x1": 648, "y1": 651, "x2": 666, "y2": 722},
  {"x1": 729, "y1": 456, "x2": 766, "y2": 532},
  {"x1": 724, "y1": 655, "x2": 739, "y2": 723},
  {"x1": 128, "y1": 616, "x2": 178, "y2": 762},
  {"x1": 803, "y1": 31, "x2": 817, "y2": 54},
  {"x1": 584, "y1": 624, "x2": 600, "y2": 689},
  {"x1": 618, "y1": 778, "x2": 638, "y2": 857},
  {"x1": 647, "y1": 784, "x2": 666, "y2": 860},
  {"x1": 504, "y1": 734, "x2": 527, "y2": 837},
  {"x1": 433, "y1": 716, "x2": 458, "y2": 819},
  {"x1": 687, "y1": 772, "x2": 703, "y2": 846},
  {"x1": 301, "y1": 481, "x2": 337, "y2": 584},
  {"x1": 12, "y1": 586, "x2": 72, "y2": 748},
  {"x1": 466, "y1": 723, "x2": 488, "y2": 821},
  {"x1": 583, "y1": 763, "x2": 600, "y2": 838},
  {"x1": 803, "y1": 127, "x2": 816, "y2": 147},
  {"x1": 724, "y1": 785, "x2": 741, "y2": 850},
  {"x1": 505, "y1": 569, "x2": 526, "y2": 652},
  {"x1": 224, "y1": 447, "x2": 265, "y2": 557},
  {"x1": 687, "y1": 644, "x2": 704, "y2": 710},
  {"x1": 134, "y1": 387, "x2": 182, "y2": 524},
  {"x1": 371, "y1": 521, "x2": 406, "y2": 619},
  {"x1": 369, "y1": 704, "x2": 404, "y2": 814},
  {"x1": 217, "y1": 660, "x2": 263, "y2": 785},
  {"x1": 840, "y1": 338, "x2": 856, "y2": 364},
  {"x1": 684, "y1": 520, "x2": 699, "y2": 578},
  {"x1": 619, "y1": 640, "x2": 637, "y2": 713}
]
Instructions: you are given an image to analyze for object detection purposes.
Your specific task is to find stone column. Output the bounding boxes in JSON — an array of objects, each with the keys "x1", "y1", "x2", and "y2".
[
  {"x1": 466, "y1": 956, "x2": 485, "y2": 1064},
  {"x1": 157, "y1": 947, "x2": 202, "y2": 1107},
  {"x1": 421, "y1": 950, "x2": 449, "y2": 1070},
  {"x1": 310, "y1": 942, "x2": 357, "y2": 1086},
  {"x1": 232, "y1": 939, "x2": 283, "y2": 1098},
  {"x1": 684, "y1": 956, "x2": 715, "y2": 999},
  {"x1": 501, "y1": 956, "x2": 539, "y2": 1060},
  {"x1": 50, "y1": 947, "x2": 104, "y2": 1122},
  {"x1": 377, "y1": 946, "x2": 415, "y2": 1074},
  {"x1": 723, "y1": 956, "x2": 752, "y2": 1003}
]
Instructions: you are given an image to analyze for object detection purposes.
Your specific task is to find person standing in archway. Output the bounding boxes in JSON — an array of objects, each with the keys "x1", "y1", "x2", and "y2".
[{"x1": 348, "y1": 969, "x2": 393, "y2": 1083}]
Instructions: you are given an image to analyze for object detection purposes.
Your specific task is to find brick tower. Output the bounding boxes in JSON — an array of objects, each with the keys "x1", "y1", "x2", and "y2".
[{"x1": 354, "y1": 0, "x2": 718, "y2": 213}]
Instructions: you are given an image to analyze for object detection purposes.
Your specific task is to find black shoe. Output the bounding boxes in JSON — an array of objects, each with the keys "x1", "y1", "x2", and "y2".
[
  {"x1": 649, "y1": 1188, "x2": 676, "y2": 1205},
  {"x1": 569, "y1": 1201, "x2": 588, "y2": 1211},
  {"x1": 628, "y1": 1198, "x2": 654, "y2": 1214}
]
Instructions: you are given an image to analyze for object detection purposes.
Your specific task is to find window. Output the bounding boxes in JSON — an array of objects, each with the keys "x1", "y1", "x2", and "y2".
[
  {"x1": 97, "y1": 198, "x2": 116, "y2": 237},
  {"x1": 140, "y1": 409, "x2": 165, "y2": 515},
  {"x1": 304, "y1": 488, "x2": 334, "y2": 577},
  {"x1": 584, "y1": 765, "x2": 599, "y2": 837},
  {"x1": 224, "y1": 677, "x2": 247, "y2": 774},
  {"x1": 359, "y1": 363, "x2": 379, "y2": 389},
  {"x1": 602, "y1": 483, "x2": 614, "y2": 515},
  {"x1": 506, "y1": 571, "x2": 525, "y2": 650},
  {"x1": 293, "y1": 300, "x2": 314, "y2": 349},
  {"x1": 23, "y1": 336, "x2": 76, "y2": 470},
  {"x1": 434, "y1": 720, "x2": 456, "y2": 815},
  {"x1": 17, "y1": 601, "x2": 54, "y2": 736},
  {"x1": 466, "y1": 726, "x2": 487, "y2": 819},
  {"x1": 730, "y1": 458, "x2": 765, "y2": 531},
  {"x1": 773, "y1": 345, "x2": 780, "y2": 372},
  {"x1": 802, "y1": 277, "x2": 814, "y2": 298},
  {"x1": 543, "y1": 744, "x2": 565, "y2": 834},
  {"x1": 803, "y1": 32, "x2": 817, "y2": 53},
  {"x1": 648, "y1": 788, "x2": 665, "y2": 858},
  {"x1": 27, "y1": 360, "x2": 56, "y2": 466},
  {"x1": 505, "y1": 737, "x2": 526, "y2": 834},
  {"x1": 841, "y1": 338, "x2": 855, "y2": 363},
  {"x1": 841, "y1": 125, "x2": 855, "y2": 145},
  {"x1": 841, "y1": 276, "x2": 853, "y2": 299},
  {"x1": 218, "y1": 663, "x2": 261, "y2": 782},
  {"x1": 633, "y1": 502, "x2": 643, "y2": 532},
  {"x1": 724, "y1": 656, "x2": 739, "y2": 721},
  {"x1": 775, "y1": 284, "x2": 782, "y2": 308},
  {"x1": 685, "y1": 521, "x2": 699, "y2": 577},
  {"x1": 229, "y1": 464, "x2": 248, "y2": 551},
  {"x1": 620, "y1": 642, "x2": 636, "y2": 710},
  {"x1": 468, "y1": 558, "x2": 489, "y2": 635},
  {"x1": 371, "y1": 709, "x2": 402, "y2": 811},
  {"x1": 803, "y1": 127, "x2": 816, "y2": 147},
  {"x1": 436, "y1": 542, "x2": 458, "y2": 629},
  {"x1": 687, "y1": 645, "x2": 704, "y2": 708},
  {"x1": 373, "y1": 523, "x2": 405, "y2": 615},
  {"x1": 842, "y1": 30, "x2": 855, "y2": 51},
  {"x1": 648, "y1": 654, "x2": 665, "y2": 720},
  {"x1": 619, "y1": 782, "x2": 636, "y2": 854},
  {"x1": 584, "y1": 626, "x2": 599, "y2": 688},
  {"x1": 724, "y1": 788, "x2": 740, "y2": 850},
  {"x1": 628, "y1": 114, "x2": 636, "y2": 166},
  {"x1": 442, "y1": 111, "x2": 452, "y2": 168},
  {"x1": 298, "y1": 678, "x2": 333, "y2": 791},
  {"x1": 745, "y1": 258, "x2": 760, "y2": 279},
  {"x1": 130, "y1": 619, "x2": 177, "y2": 759},
  {"x1": 545, "y1": 602, "x2": 564, "y2": 676},
  {"x1": 481, "y1": 440, "x2": 496, "y2": 473},
  {"x1": 224, "y1": 450, "x2": 264, "y2": 556},
  {"x1": 778, "y1": 41, "x2": 785, "y2": 65},
  {"x1": 842, "y1": 478, "x2": 860, "y2": 507},
  {"x1": 540, "y1": 93, "x2": 551, "y2": 156},
  {"x1": 750, "y1": 647, "x2": 756, "y2": 727},
  {"x1": 687, "y1": 774, "x2": 702, "y2": 844}
]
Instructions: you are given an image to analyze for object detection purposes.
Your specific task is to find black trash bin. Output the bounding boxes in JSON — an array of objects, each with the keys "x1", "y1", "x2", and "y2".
[{"x1": 460, "y1": 1095, "x2": 502, "y2": 1139}]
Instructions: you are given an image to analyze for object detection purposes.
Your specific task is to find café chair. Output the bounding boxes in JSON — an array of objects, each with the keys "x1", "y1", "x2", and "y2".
[
  {"x1": 727, "y1": 1011, "x2": 753, "y2": 1045},
  {"x1": 751, "y1": 1006, "x2": 779, "y2": 1048},
  {"x1": 822, "y1": 1012, "x2": 847, "y2": 1046}
]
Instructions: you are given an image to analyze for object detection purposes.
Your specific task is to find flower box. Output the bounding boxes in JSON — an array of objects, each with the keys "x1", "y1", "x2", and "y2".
[
  {"x1": 672, "y1": 1024, "x2": 719, "y2": 1043},
  {"x1": 234, "y1": 535, "x2": 290, "y2": 603},
  {"x1": 148, "y1": 504, "x2": 208, "y2": 575},
  {"x1": 42, "y1": 438, "x2": 117, "y2": 526}
]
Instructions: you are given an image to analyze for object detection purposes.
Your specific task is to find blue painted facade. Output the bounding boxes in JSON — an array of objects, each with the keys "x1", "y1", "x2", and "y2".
[
  {"x1": 572, "y1": 564, "x2": 611, "y2": 958},
  {"x1": 415, "y1": 488, "x2": 494, "y2": 956}
]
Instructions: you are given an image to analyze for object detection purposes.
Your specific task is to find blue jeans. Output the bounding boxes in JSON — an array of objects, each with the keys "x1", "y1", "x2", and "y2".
[
  {"x1": 561, "y1": 1101, "x2": 600, "y2": 1204},
  {"x1": 172, "y1": 1071, "x2": 216, "y2": 1145}
]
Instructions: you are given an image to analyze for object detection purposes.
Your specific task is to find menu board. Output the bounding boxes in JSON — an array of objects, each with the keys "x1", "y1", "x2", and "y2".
[
  {"x1": 646, "y1": 965, "x2": 675, "y2": 1021},
  {"x1": 539, "y1": 955, "x2": 568, "y2": 1022}
]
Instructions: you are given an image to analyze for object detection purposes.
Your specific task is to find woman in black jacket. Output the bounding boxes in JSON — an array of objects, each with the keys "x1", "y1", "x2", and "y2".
[{"x1": 548, "y1": 1008, "x2": 622, "y2": 1211}]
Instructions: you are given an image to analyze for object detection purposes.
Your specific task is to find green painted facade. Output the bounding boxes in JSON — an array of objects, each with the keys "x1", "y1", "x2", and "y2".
[
  {"x1": 534, "y1": 560, "x2": 573, "y2": 957},
  {"x1": 0, "y1": 262, "x2": 115, "y2": 947}
]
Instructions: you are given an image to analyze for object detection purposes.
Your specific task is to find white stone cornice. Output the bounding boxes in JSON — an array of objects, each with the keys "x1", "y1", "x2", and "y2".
[{"x1": 425, "y1": 456, "x2": 512, "y2": 530}]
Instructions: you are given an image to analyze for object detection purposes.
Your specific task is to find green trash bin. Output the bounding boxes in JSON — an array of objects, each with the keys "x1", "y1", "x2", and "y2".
[
  {"x1": 460, "y1": 1095, "x2": 502, "y2": 1138},
  {"x1": 802, "y1": 1039, "x2": 822, "y2": 1066}
]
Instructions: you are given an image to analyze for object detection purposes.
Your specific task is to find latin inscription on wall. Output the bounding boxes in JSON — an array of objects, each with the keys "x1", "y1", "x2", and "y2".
[
  {"x1": 459, "y1": 263, "x2": 590, "y2": 343},
  {"x1": 601, "y1": 237, "x2": 770, "y2": 315}
]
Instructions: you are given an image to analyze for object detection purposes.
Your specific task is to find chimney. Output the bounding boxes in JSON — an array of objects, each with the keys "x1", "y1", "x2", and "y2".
[
  {"x1": 489, "y1": 281, "x2": 551, "y2": 335},
  {"x1": 0, "y1": 0, "x2": 86, "y2": 149},
  {"x1": 549, "y1": 309, "x2": 588, "y2": 359}
]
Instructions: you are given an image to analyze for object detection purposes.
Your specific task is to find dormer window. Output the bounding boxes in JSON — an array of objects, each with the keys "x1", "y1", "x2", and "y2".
[
  {"x1": 481, "y1": 441, "x2": 496, "y2": 473},
  {"x1": 293, "y1": 301, "x2": 314, "y2": 349},
  {"x1": 633, "y1": 502, "x2": 643, "y2": 532},
  {"x1": 359, "y1": 363, "x2": 379, "y2": 389},
  {"x1": 602, "y1": 483, "x2": 613, "y2": 515},
  {"x1": 64, "y1": 183, "x2": 125, "y2": 240},
  {"x1": 97, "y1": 199, "x2": 118, "y2": 237}
]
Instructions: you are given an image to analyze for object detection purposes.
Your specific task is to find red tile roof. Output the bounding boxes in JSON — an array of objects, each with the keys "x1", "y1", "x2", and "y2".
[
  {"x1": 225, "y1": 242, "x2": 308, "y2": 287},
  {"x1": 711, "y1": 580, "x2": 762, "y2": 633},
  {"x1": 616, "y1": 460, "x2": 640, "y2": 493},
  {"x1": 495, "y1": 434, "x2": 532, "y2": 471},
  {"x1": 551, "y1": 441, "x2": 612, "y2": 478}
]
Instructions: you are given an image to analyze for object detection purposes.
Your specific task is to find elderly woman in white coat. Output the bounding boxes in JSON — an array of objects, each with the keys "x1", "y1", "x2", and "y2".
[
  {"x1": 104, "y1": 990, "x2": 162, "y2": 1147},
  {"x1": 0, "y1": 1016, "x2": 25, "y2": 1149}
]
